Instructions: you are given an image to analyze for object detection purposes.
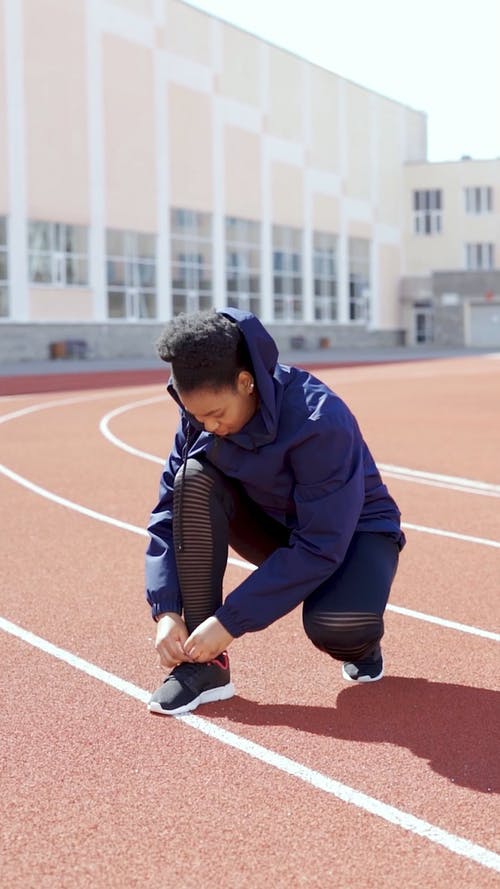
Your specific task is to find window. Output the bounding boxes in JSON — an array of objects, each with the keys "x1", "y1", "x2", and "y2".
[
  {"x1": 272, "y1": 225, "x2": 302, "y2": 321},
  {"x1": 413, "y1": 189, "x2": 442, "y2": 235},
  {"x1": 348, "y1": 238, "x2": 370, "y2": 322},
  {"x1": 313, "y1": 231, "x2": 337, "y2": 321},
  {"x1": 464, "y1": 186, "x2": 493, "y2": 214},
  {"x1": 28, "y1": 221, "x2": 89, "y2": 286},
  {"x1": 0, "y1": 216, "x2": 8, "y2": 317},
  {"x1": 465, "y1": 243, "x2": 494, "y2": 271},
  {"x1": 171, "y1": 209, "x2": 212, "y2": 315},
  {"x1": 106, "y1": 229, "x2": 157, "y2": 319},
  {"x1": 225, "y1": 217, "x2": 261, "y2": 315}
]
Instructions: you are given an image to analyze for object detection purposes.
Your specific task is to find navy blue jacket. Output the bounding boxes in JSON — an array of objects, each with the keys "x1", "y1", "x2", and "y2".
[{"x1": 145, "y1": 308, "x2": 405, "y2": 637}]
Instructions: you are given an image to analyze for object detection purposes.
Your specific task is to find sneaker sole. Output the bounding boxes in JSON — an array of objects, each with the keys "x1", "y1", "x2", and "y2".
[
  {"x1": 148, "y1": 681, "x2": 235, "y2": 716},
  {"x1": 341, "y1": 664, "x2": 384, "y2": 683}
]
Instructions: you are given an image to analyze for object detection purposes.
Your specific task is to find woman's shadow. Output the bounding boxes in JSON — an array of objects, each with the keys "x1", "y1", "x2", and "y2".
[{"x1": 207, "y1": 676, "x2": 499, "y2": 793}]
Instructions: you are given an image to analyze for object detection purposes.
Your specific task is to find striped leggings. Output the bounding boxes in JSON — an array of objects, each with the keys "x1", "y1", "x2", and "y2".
[{"x1": 173, "y1": 457, "x2": 400, "y2": 663}]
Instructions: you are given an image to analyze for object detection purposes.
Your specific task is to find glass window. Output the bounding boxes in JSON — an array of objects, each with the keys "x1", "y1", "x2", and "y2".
[
  {"x1": 348, "y1": 237, "x2": 370, "y2": 322},
  {"x1": 272, "y1": 225, "x2": 303, "y2": 321},
  {"x1": 412, "y1": 190, "x2": 443, "y2": 236},
  {"x1": 464, "y1": 186, "x2": 493, "y2": 214},
  {"x1": 224, "y1": 217, "x2": 261, "y2": 315},
  {"x1": 28, "y1": 221, "x2": 89, "y2": 287},
  {"x1": 170, "y1": 208, "x2": 212, "y2": 315},
  {"x1": 465, "y1": 242, "x2": 494, "y2": 270},
  {"x1": 106, "y1": 228, "x2": 157, "y2": 320},
  {"x1": 313, "y1": 231, "x2": 338, "y2": 321}
]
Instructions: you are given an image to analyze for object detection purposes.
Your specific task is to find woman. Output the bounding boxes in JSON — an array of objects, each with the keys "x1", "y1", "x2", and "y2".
[{"x1": 146, "y1": 307, "x2": 405, "y2": 716}]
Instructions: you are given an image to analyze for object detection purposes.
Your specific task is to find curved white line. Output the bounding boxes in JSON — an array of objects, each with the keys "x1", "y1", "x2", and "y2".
[
  {"x1": 1, "y1": 390, "x2": 498, "y2": 640},
  {"x1": 99, "y1": 399, "x2": 500, "y2": 497},
  {"x1": 98, "y1": 395, "x2": 166, "y2": 464},
  {"x1": 379, "y1": 463, "x2": 500, "y2": 498},
  {"x1": 98, "y1": 399, "x2": 500, "y2": 550}
]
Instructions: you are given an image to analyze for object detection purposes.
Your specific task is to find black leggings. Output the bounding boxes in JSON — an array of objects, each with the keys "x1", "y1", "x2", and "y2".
[{"x1": 173, "y1": 458, "x2": 399, "y2": 663}]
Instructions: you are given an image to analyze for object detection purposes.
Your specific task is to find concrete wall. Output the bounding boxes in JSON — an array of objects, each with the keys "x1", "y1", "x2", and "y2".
[{"x1": 0, "y1": 321, "x2": 405, "y2": 363}]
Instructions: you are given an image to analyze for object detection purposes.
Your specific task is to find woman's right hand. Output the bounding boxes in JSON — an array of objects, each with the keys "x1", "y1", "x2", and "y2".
[{"x1": 155, "y1": 612, "x2": 193, "y2": 670}]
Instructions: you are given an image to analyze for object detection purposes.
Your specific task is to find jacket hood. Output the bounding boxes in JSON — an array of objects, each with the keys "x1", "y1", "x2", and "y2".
[{"x1": 166, "y1": 307, "x2": 282, "y2": 449}]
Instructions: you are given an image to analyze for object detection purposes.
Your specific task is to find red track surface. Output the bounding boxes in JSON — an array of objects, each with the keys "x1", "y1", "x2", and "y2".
[{"x1": 1, "y1": 356, "x2": 499, "y2": 888}]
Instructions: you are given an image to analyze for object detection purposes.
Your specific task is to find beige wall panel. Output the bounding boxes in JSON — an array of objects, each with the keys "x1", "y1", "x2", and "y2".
[
  {"x1": 403, "y1": 159, "x2": 500, "y2": 274},
  {"x1": 378, "y1": 244, "x2": 401, "y2": 327},
  {"x1": 24, "y1": 0, "x2": 88, "y2": 221},
  {"x1": 224, "y1": 127, "x2": 261, "y2": 218},
  {"x1": 312, "y1": 193, "x2": 339, "y2": 232},
  {"x1": 169, "y1": 84, "x2": 213, "y2": 209},
  {"x1": 267, "y1": 47, "x2": 302, "y2": 142},
  {"x1": 404, "y1": 238, "x2": 458, "y2": 276},
  {"x1": 29, "y1": 289, "x2": 93, "y2": 320},
  {"x1": 309, "y1": 67, "x2": 339, "y2": 171},
  {"x1": 103, "y1": 35, "x2": 156, "y2": 231},
  {"x1": 347, "y1": 220, "x2": 372, "y2": 239},
  {"x1": 344, "y1": 82, "x2": 371, "y2": 200},
  {"x1": 0, "y1": 0, "x2": 8, "y2": 211},
  {"x1": 376, "y1": 97, "x2": 403, "y2": 227},
  {"x1": 107, "y1": 0, "x2": 153, "y2": 14},
  {"x1": 167, "y1": 0, "x2": 212, "y2": 66},
  {"x1": 217, "y1": 25, "x2": 260, "y2": 106},
  {"x1": 404, "y1": 109, "x2": 427, "y2": 162},
  {"x1": 271, "y1": 162, "x2": 303, "y2": 226}
]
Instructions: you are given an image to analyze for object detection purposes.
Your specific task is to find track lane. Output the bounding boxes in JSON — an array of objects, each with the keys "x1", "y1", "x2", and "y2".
[
  {"x1": 2, "y1": 358, "x2": 499, "y2": 886},
  {"x1": 1, "y1": 476, "x2": 498, "y2": 857}
]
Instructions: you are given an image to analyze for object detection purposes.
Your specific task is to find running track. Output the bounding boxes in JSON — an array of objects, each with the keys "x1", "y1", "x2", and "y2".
[{"x1": 1, "y1": 355, "x2": 499, "y2": 888}]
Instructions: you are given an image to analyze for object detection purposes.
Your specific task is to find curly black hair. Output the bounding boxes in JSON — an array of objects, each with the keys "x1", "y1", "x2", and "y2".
[{"x1": 156, "y1": 309, "x2": 253, "y2": 393}]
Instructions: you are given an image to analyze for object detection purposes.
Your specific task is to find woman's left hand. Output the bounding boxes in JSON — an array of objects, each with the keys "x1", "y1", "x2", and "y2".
[{"x1": 184, "y1": 616, "x2": 234, "y2": 662}]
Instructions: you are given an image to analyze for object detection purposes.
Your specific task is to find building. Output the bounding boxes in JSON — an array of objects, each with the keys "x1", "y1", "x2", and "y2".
[
  {"x1": 402, "y1": 159, "x2": 500, "y2": 346},
  {"x1": 0, "y1": 0, "x2": 498, "y2": 361}
]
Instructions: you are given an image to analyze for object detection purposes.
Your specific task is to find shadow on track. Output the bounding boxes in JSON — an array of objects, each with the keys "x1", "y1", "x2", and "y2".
[{"x1": 206, "y1": 677, "x2": 499, "y2": 794}]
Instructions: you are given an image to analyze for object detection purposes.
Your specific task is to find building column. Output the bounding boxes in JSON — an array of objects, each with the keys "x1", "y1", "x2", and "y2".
[
  {"x1": 5, "y1": 0, "x2": 28, "y2": 321},
  {"x1": 86, "y1": 0, "x2": 106, "y2": 321}
]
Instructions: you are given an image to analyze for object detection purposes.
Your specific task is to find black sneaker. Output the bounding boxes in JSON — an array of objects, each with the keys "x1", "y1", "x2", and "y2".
[
  {"x1": 148, "y1": 652, "x2": 234, "y2": 716},
  {"x1": 342, "y1": 646, "x2": 384, "y2": 683}
]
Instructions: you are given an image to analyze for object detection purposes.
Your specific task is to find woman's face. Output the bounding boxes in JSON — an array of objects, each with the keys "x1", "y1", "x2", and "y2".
[{"x1": 180, "y1": 371, "x2": 258, "y2": 437}]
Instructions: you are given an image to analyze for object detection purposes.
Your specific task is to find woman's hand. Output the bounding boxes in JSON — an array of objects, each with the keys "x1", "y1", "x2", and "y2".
[
  {"x1": 184, "y1": 616, "x2": 234, "y2": 662},
  {"x1": 155, "y1": 612, "x2": 193, "y2": 670}
]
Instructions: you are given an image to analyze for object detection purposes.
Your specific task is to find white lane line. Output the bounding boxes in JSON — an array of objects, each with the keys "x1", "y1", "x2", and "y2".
[
  {"x1": 1, "y1": 461, "x2": 499, "y2": 643},
  {"x1": 229, "y1": 556, "x2": 500, "y2": 642},
  {"x1": 100, "y1": 400, "x2": 500, "y2": 498},
  {"x1": 379, "y1": 470, "x2": 500, "y2": 499},
  {"x1": 98, "y1": 402, "x2": 500, "y2": 549},
  {"x1": 0, "y1": 386, "x2": 164, "y2": 426},
  {"x1": 98, "y1": 395, "x2": 167, "y2": 463},
  {"x1": 402, "y1": 521, "x2": 500, "y2": 549},
  {"x1": 1, "y1": 614, "x2": 498, "y2": 875}
]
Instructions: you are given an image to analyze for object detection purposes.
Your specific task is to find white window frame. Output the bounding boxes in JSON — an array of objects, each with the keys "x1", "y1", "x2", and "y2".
[
  {"x1": 171, "y1": 209, "x2": 212, "y2": 316},
  {"x1": 106, "y1": 229, "x2": 157, "y2": 320},
  {"x1": 313, "y1": 231, "x2": 338, "y2": 321},
  {"x1": 272, "y1": 225, "x2": 303, "y2": 322},
  {"x1": 464, "y1": 186, "x2": 493, "y2": 214},
  {"x1": 413, "y1": 189, "x2": 442, "y2": 236},
  {"x1": 0, "y1": 216, "x2": 8, "y2": 317},
  {"x1": 348, "y1": 237, "x2": 370, "y2": 323},
  {"x1": 464, "y1": 242, "x2": 494, "y2": 271},
  {"x1": 225, "y1": 217, "x2": 261, "y2": 316},
  {"x1": 28, "y1": 221, "x2": 89, "y2": 287}
]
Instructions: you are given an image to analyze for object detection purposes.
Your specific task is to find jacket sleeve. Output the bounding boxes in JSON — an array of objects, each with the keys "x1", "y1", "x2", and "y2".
[
  {"x1": 145, "y1": 418, "x2": 187, "y2": 619},
  {"x1": 215, "y1": 405, "x2": 365, "y2": 637}
]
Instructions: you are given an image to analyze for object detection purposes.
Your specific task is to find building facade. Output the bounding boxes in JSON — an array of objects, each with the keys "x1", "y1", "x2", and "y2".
[
  {"x1": 402, "y1": 159, "x2": 500, "y2": 346},
  {"x1": 0, "y1": 0, "x2": 498, "y2": 360}
]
